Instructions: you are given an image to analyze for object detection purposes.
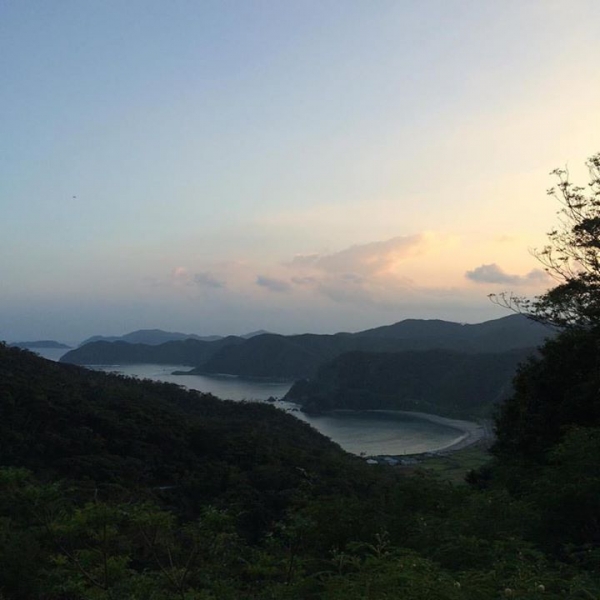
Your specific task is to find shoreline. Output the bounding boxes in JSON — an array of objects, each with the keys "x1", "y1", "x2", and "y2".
[
  {"x1": 393, "y1": 410, "x2": 490, "y2": 454},
  {"x1": 339, "y1": 409, "x2": 492, "y2": 460}
]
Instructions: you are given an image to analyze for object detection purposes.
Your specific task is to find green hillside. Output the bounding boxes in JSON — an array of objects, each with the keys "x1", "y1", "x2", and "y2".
[{"x1": 286, "y1": 347, "x2": 534, "y2": 418}]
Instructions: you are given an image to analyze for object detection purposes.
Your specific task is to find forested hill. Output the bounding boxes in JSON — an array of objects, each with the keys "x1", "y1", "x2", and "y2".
[
  {"x1": 285, "y1": 347, "x2": 535, "y2": 418},
  {"x1": 356, "y1": 314, "x2": 552, "y2": 348},
  {"x1": 61, "y1": 335, "x2": 246, "y2": 367},
  {"x1": 197, "y1": 315, "x2": 550, "y2": 379},
  {"x1": 0, "y1": 342, "x2": 361, "y2": 508},
  {"x1": 61, "y1": 314, "x2": 553, "y2": 379}
]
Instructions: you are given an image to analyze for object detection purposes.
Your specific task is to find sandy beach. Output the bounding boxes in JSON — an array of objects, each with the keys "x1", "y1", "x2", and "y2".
[
  {"x1": 402, "y1": 411, "x2": 489, "y2": 452},
  {"x1": 367, "y1": 410, "x2": 492, "y2": 455}
]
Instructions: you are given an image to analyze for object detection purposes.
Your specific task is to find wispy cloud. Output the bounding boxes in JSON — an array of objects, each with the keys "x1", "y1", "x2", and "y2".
[
  {"x1": 289, "y1": 234, "x2": 432, "y2": 278},
  {"x1": 465, "y1": 263, "x2": 548, "y2": 286},
  {"x1": 283, "y1": 234, "x2": 446, "y2": 306},
  {"x1": 194, "y1": 272, "x2": 225, "y2": 289},
  {"x1": 163, "y1": 234, "x2": 546, "y2": 324},
  {"x1": 256, "y1": 275, "x2": 291, "y2": 293}
]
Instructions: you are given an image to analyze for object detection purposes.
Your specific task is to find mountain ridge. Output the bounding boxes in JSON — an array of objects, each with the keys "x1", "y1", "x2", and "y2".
[
  {"x1": 79, "y1": 329, "x2": 223, "y2": 346},
  {"x1": 78, "y1": 328, "x2": 273, "y2": 347},
  {"x1": 61, "y1": 314, "x2": 554, "y2": 380}
]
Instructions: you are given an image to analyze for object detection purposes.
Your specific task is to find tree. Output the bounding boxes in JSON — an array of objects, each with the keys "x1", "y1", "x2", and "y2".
[
  {"x1": 492, "y1": 327, "x2": 600, "y2": 460},
  {"x1": 491, "y1": 152, "x2": 600, "y2": 328},
  {"x1": 490, "y1": 153, "x2": 600, "y2": 461}
]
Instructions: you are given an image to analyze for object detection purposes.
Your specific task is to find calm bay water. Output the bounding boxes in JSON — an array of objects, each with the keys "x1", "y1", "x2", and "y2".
[{"x1": 35, "y1": 348, "x2": 465, "y2": 456}]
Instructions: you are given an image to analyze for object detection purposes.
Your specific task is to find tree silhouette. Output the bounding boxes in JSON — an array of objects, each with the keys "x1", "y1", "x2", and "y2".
[{"x1": 491, "y1": 152, "x2": 600, "y2": 328}]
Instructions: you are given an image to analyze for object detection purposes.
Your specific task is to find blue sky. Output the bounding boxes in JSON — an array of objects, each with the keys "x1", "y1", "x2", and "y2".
[{"x1": 2, "y1": 0, "x2": 599, "y2": 342}]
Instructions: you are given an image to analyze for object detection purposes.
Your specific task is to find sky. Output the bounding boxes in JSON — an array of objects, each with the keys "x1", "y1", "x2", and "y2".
[{"x1": 2, "y1": 0, "x2": 599, "y2": 343}]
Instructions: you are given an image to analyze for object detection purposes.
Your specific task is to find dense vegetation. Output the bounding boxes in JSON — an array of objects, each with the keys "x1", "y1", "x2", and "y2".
[
  {"x1": 286, "y1": 347, "x2": 534, "y2": 418},
  {"x1": 477, "y1": 154, "x2": 600, "y2": 556},
  {"x1": 0, "y1": 345, "x2": 357, "y2": 519}
]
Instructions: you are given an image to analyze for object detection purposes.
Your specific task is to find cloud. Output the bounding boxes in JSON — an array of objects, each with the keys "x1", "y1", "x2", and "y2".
[
  {"x1": 281, "y1": 235, "x2": 444, "y2": 306},
  {"x1": 172, "y1": 266, "x2": 188, "y2": 278},
  {"x1": 256, "y1": 275, "x2": 291, "y2": 293},
  {"x1": 465, "y1": 263, "x2": 548, "y2": 285},
  {"x1": 194, "y1": 272, "x2": 225, "y2": 289},
  {"x1": 291, "y1": 276, "x2": 318, "y2": 286},
  {"x1": 167, "y1": 234, "x2": 527, "y2": 320},
  {"x1": 289, "y1": 234, "x2": 431, "y2": 278},
  {"x1": 311, "y1": 278, "x2": 374, "y2": 305},
  {"x1": 523, "y1": 269, "x2": 550, "y2": 284}
]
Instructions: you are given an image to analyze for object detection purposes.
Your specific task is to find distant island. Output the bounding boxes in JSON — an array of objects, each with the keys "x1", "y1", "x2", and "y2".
[
  {"x1": 78, "y1": 329, "x2": 223, "y2": 347},
  {"x1": 11, "y1": 340, "x2": 71, "y2": 349},
  {"x1": 78, "y1": 328, "x2": 272, "y2": 347}
]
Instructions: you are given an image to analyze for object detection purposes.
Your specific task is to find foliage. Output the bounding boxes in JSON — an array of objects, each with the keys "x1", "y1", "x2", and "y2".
[
  {"x1": 4, "y1": 461, "x2": 599, "y2": 600},
  {"x1": 492, "y1": 328, "x2": 600, "y2": 460},
  {"x1": 481, "y1": 153, "x2": 600, "y2": 565},
  {"x1": 491, "y1": 152, "x2": 600, "y2": 328},
  {"x1": 529, "y1": 427, "x2": 600, "y2": 551}
]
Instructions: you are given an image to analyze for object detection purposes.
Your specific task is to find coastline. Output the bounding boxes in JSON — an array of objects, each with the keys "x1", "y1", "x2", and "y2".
[
  {"x1": 345, "y1": 409, "x2": 493, "y2": 460},
  {"x1": 393, "y1": 410, "x2": 490, "y2": 454}
]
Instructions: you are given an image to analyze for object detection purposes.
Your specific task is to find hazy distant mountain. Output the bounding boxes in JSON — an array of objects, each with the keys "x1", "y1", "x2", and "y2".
[
  {"x1": 355, "y1": 314, "x2": 554, "y2": 351},
  {"x1": 61, "y1": 314, "x2": 554, "y2": 379},
  {"x1": 62, "y1": 336, "x2": 244, "y2": 366},
  {"x1": 79, "y1": 329, "x2": 222, "y2": 347},
  {"x1": 193, "y1": 331, "x2": 431, "y2": 379},
  {"x1": 194, "y1": 314, "x2": 553, "y2": 379},
  {"x1": 241, "y1": 329, "x2": 272, "y2": 339},
  {"x1": 11, "y1": 340, "x2": 71, "y2": 349},
  {"x1": 285, "y1": 347, "x2": 535, "y2": 418},
  {"x1": 197, "y1": 334, "x2": 326, "y2": 379}
]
